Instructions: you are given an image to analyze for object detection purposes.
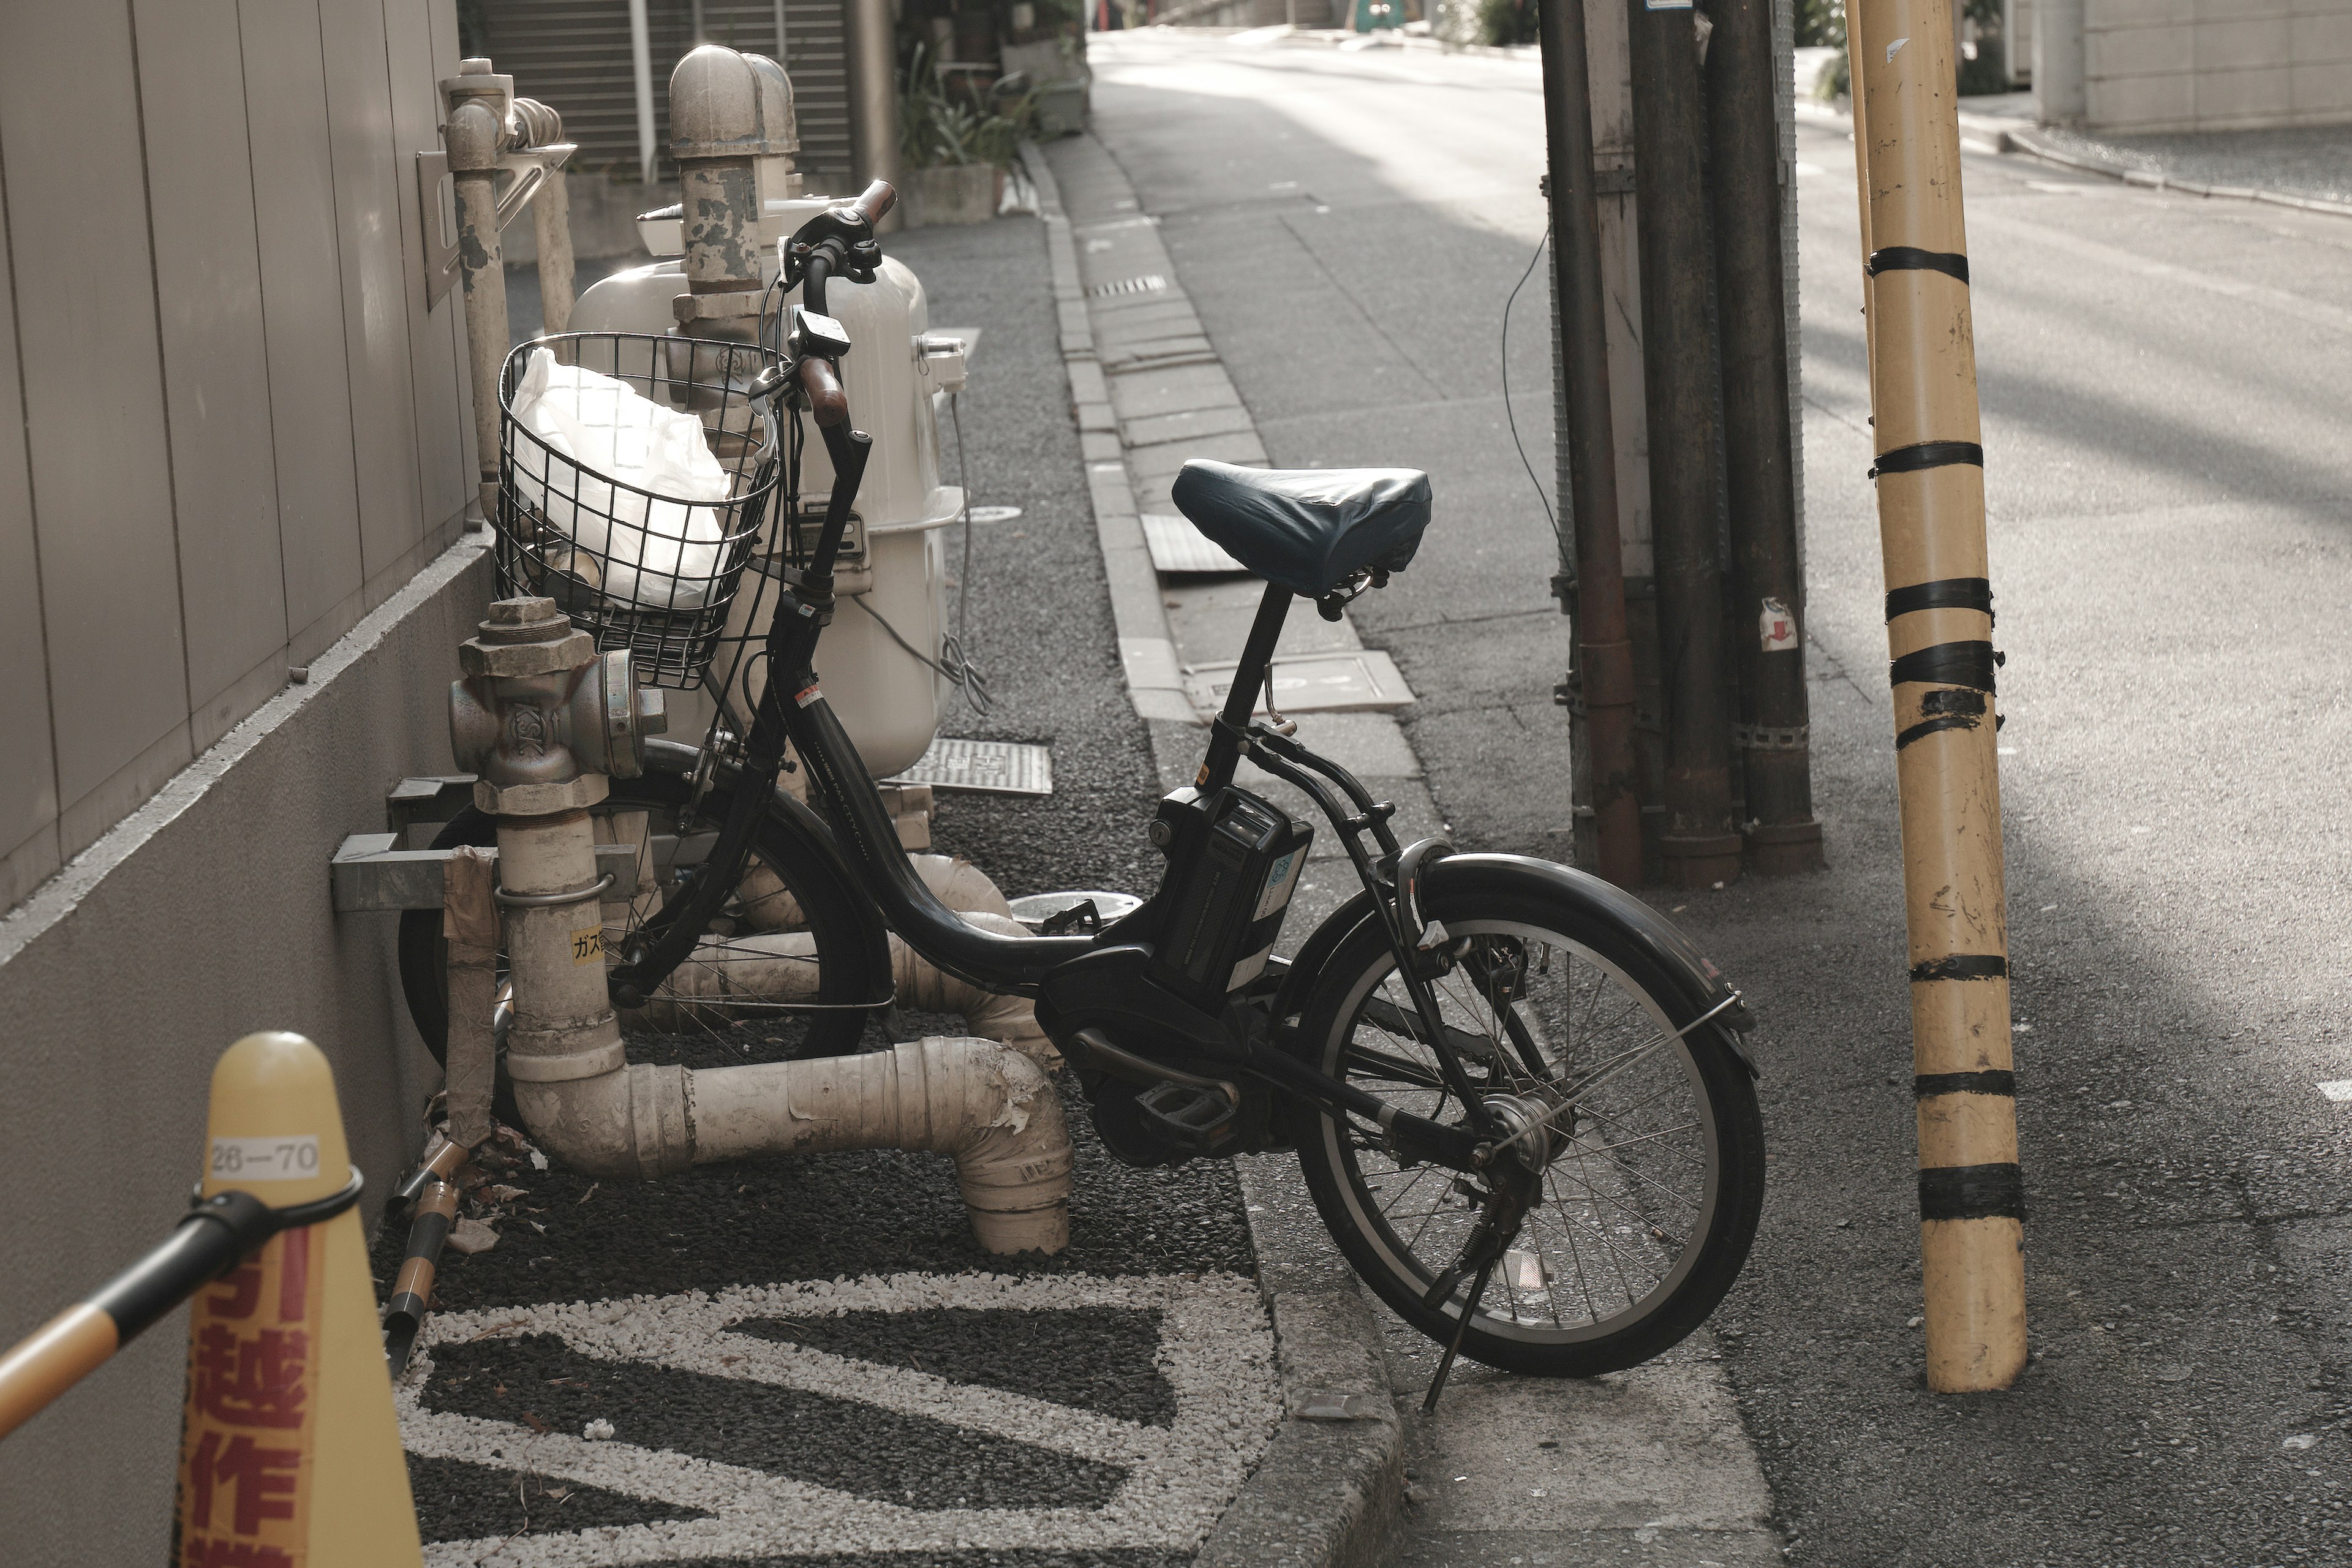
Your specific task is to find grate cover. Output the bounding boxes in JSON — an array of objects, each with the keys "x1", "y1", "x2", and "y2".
[
  {"x1": 1088, "y1": 273, "x2": 1169, "y2": 298},
  {"x1": 888, "y1": 737, "x2": 1054, "y2": 796}
]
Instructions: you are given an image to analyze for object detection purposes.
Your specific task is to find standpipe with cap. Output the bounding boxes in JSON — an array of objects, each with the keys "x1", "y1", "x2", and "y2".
[
  {"x1": 1850, "y1": 0, "x2": 2027, "y2": 1393},
  {"x1": 669, "y1": 44, "x2": 802, "y2": 346},
  {"x1": 442, "y1": 58, "x2": 576, "y2": 522},
  {"x1": 445, "y1": 60, "x2": 517, "y2": 528},
  {"x1": 447, "y1": 598, "x2": 1074, "y2": 1252}
]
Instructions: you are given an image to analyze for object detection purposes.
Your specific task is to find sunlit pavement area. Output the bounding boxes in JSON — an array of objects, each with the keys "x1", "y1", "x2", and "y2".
[{"x1": 1083, "y1": 27, "x2": 2352, "y2": 1567}]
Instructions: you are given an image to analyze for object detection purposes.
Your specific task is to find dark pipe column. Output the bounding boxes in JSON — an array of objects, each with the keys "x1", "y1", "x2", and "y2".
[
  {"x1": 1538, "y1": 0, "x2": 1642, "y2": 890},
  {"x1": 1706, "y1": 0, "x2": 1824, "y2": 875},
  {"x1": 1627, "y1": 0, "x2": 1741, "y2": 888}
]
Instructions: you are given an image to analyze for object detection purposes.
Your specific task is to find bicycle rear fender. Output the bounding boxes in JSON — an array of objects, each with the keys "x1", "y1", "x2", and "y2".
[{"x1": 1272, "y1": 851, "x2": 1757, "y2": 1072}]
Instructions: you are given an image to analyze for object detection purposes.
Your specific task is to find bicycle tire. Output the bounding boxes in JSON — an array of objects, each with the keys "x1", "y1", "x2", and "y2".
[
  {"x1": 1292, "y1": 875, "x2": 1764, "y2": 1378},
  {"x1": 396, "y1": 747, "x2": 889, "y2": 1096}
]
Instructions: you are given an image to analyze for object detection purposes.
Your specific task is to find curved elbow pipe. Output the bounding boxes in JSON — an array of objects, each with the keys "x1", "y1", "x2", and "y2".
[
  {"x1": 511, "y1": 1036, "x2": 1069, "y2": 1254},
  {"x1": 640, "y1": 911, "x2": 1056, "y2": 1066}
]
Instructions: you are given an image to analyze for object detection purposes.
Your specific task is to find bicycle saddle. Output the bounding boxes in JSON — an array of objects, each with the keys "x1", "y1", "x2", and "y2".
[{"x1": 1170, "y1": 459, "x2": 1431, "y2": 598}]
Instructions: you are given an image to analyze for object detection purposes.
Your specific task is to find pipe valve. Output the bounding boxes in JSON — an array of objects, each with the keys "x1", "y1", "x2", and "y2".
[{"x1": 448, "y1": 598, "x2": 665, "y2": 813}]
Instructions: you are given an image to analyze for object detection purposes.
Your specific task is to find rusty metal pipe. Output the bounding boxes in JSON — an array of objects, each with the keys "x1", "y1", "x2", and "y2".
[{"x1": 1537, "y1": 0, "x2": 1641, "y2": 891}]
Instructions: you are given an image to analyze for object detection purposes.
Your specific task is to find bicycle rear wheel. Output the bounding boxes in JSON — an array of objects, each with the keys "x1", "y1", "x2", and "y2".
[
  {"x1": 1292, "y1": 875, "x2": 1764, "y2": 1378},
  {"x1": 397, "y1": 748, "x2": 889, "y2": 1102}
]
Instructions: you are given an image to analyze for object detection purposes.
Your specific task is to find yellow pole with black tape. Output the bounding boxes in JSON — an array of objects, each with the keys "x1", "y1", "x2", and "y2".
[
  {"x1": 1850, "y1": 0, "x2": 2027, "y2": 1393},
  {"x1": 176, "y1": 1032, "x2": 424, "y2": 1566}
]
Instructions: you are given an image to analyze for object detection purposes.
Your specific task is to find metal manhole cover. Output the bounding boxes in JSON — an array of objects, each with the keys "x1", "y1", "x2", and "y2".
[
  {"x1": 886, "y1": 738, "x2": 1054, "y2": 796},
  {"x1": 1183, "y1": 651, "x2": 1417, "y2": 714}
]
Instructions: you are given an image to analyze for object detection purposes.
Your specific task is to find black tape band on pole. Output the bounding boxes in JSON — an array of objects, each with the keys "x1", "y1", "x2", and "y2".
[
  {"x1": 1885, "y1": 577, "x2": 1992, "y2": 621},
  {"x1": 1890, "y1": 641, "x2": 1998, "y2": 693},
  {"x1": 1909, "y1": 953, "x2": 2008, "y2": 982},
  {"x1": 1916, "y1": 1070, "x2": 2017, "y2": 1098},
  {"x1": 1919, "y1": 1162, "x2": 2027, "y2": 1221},
  {"x1": 1895, "y1": 688, "x2": 1988, "y2": 749},
  {"x1": 1869, "y1": 441, "x2": 1985, "y2": 478},
  {"x1": 1868, "y1": 246, "x2": 1970, "y2": 284}
]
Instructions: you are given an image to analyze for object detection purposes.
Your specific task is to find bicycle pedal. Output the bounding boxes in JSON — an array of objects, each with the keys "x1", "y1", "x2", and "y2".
[{"x1": 1135, "y1": 1080, "x2": 1240, "y2": 1153}]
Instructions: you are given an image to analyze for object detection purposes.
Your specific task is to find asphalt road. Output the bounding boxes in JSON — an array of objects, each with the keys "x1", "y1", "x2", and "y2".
[
  {"x1": 1084, "y1": 28, "x2": 2352, "y2": 1568},
  {"x1": 383, "y1": 213, "x2": 1281, "y2": 1566}
]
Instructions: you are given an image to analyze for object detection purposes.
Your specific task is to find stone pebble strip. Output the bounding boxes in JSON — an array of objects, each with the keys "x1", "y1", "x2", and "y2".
[{"x1": 1022, "y1": 136, "x2": 1409, "y2": 1568}]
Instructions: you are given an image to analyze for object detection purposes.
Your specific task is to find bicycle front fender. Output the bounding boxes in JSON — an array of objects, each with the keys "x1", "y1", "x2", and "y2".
[{"x1": 1272, "y1": 851, "x2": 1756, "y2": 1072}]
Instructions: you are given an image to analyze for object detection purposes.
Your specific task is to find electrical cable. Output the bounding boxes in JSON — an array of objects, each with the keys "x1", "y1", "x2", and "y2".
[
  {"x1": 935, "y1": 390, "x2": 992, "y2": 717},
  {"x1": 1499, "y1": 224, "x2": 1559, "y2": 542}
]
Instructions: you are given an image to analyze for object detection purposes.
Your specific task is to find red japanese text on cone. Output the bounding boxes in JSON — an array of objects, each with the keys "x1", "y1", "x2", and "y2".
[{"x1": 175, "y1": 1032, "x2": 423, "y2": 1567}]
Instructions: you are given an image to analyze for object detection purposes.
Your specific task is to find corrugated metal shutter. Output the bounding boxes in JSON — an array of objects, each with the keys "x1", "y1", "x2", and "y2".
[{"x1": 484, "y1": 0, "x2": 854, "y2": 191}]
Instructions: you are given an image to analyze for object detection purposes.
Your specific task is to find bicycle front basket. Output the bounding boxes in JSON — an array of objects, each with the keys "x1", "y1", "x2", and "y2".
[{"x1": 495, "y1": 331, "x2": 785, "y2": 688}]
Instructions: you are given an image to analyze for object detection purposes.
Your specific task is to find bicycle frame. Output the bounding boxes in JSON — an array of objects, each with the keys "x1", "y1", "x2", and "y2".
[{"x1": 604, "y1": 277, "x2": 1506, "y2": 1177}]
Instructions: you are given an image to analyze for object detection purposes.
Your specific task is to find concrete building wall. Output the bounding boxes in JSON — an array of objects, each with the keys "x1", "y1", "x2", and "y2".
[
  {"x1": 0, "y1": 0, "x2": 478, "y2": 913},
  {"x1": 0, "y1": 543, "x2": 492, "y2": 1564},
  {"x1": 0, "y1": 3, "x2": 491, "y2": 1559},
  {"x1": 2042, "y1": 0, "x2": 2352, "y2": 130}
]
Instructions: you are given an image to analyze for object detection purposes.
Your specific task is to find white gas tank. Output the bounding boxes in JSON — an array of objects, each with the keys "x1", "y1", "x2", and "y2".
[{"x1": 570, "y1": 218, "x2": 965, "y2": 780}]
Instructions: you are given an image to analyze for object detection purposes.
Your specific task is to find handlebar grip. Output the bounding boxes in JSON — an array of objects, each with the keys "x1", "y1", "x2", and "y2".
[
  {"x1": 801, "y1": 356, "x2": 849, "y2": 428},
  {"x1": 853, "y1": 179, "x2": 897, "y2": 225}
]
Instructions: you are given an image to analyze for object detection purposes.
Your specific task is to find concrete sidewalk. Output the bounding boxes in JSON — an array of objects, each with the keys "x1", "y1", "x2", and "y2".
[
  {"x1": 1036, "y1": 105, "x2": 1783, "y2": 1566},
  {"x1": 1795, "y1": 89, "x2": 2352, "y2": 221}
]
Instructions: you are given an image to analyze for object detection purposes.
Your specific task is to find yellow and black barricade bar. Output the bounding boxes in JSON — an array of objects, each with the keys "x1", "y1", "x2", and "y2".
[{"x1": 0, "y1": 1169, "x2": 361, "y2": 1441}]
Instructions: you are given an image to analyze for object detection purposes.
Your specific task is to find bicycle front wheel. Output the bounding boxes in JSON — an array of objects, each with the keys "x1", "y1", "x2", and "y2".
[{"x1": 1292, "y1": 875, "x2": 1764, "y2": 1377}]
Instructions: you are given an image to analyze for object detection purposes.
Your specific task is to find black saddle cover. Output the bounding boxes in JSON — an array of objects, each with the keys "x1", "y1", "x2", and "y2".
[{"x1": 1170, "y1": 459, "x2": 1431, "y2": 597}]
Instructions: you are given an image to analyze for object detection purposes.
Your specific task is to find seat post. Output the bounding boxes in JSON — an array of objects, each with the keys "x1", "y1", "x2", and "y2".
[{"x1": 1201, "y1": 581, "x2": 1292, "y2": 791}]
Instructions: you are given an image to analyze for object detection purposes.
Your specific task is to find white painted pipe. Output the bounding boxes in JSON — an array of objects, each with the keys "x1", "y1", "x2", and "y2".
[
  {"x1": 630, "y1": 0, "x2": 657, "y2": 184},
  {"x1": 499, "y1": 814, "x2": 1070, "y2": 1253},
  {"x1": 641, "y1": 911, "x2": 1056, "y2": 1065},
  {"x1": 738, "y1": 852, "x2": 1017, "y2": 929},
  {"x1": 510, "y1": 1038, "x2": 1069, "y2": 1254},
  {"x1": 729, "y1": 853, "x2": 1052, "y2": 1061}
]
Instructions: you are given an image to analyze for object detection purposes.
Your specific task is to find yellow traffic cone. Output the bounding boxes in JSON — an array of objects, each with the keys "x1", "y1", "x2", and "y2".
[{"x1": 175, "y1": 1031, "x2": 421, "y2": 1567}]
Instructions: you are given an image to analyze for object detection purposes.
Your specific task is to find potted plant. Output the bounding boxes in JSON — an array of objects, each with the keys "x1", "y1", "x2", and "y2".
[{"x1": 900, "y1": 45, "x2": 1035, "y2": 227}]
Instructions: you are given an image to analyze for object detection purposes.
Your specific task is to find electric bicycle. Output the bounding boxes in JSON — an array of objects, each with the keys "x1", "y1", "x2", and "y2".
[{"x1": 404, "y1": 181, "x2": 1765, "y2": 1389}]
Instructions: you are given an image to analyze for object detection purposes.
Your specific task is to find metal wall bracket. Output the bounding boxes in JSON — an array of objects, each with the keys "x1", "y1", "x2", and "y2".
[
  {"x1": 331, "y1": 834, "x2": 640, "y2": 913},
  {"x1": 416, "y1": 143, "x2": 577, "y2": 311}
]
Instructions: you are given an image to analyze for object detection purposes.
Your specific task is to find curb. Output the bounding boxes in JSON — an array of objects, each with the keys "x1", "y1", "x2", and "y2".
[
  {"x1": 1022, "y1": 136, "x2": 1408, "y2": 1568},
  {"x1": 1791, "y1": 97, "x2": 2352, "y2": 222}
]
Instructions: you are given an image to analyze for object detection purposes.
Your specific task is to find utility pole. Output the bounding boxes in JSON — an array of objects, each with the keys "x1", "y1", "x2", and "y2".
[
  {"x1": 1537, "y1": 0, "x2": 1640, "y2": 889},
  {"x1": 1626, "y1": 0, "x2": 1740, "y2": 889},
  {"x1": 1706, "y1": 0, "x2": 1822, "y2": 875},
  {"x1": 846, "y1": 0, "x2": 902, "y2": 215},
  {"x1": 1850, "y1": 0, "x2": 2027, "y2": 1393}
]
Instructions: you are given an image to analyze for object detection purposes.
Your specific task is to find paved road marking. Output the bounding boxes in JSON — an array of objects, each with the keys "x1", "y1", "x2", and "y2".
[{"x1": 399, "y1": 1272, "x2": 1278, "y2": 1564}]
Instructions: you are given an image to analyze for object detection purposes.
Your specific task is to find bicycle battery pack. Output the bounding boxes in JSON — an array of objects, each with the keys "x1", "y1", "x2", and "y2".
[{"x1": 1145, "y1": 785, "x2": 1313, "y2": 1011}]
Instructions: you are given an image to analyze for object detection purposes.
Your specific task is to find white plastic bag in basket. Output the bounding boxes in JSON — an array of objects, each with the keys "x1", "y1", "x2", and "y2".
[{"x1": 507, "y1": 347, "x2": 733, "y2": 611}]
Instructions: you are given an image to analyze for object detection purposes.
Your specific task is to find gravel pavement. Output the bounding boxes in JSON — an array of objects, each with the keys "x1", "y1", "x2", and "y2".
[{"x1": 381, "y1": 213, "x2": 1283, "y2": 1566}]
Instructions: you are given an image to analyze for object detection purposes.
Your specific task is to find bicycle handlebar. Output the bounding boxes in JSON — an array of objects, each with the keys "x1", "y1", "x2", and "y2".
[
  {"x1": 850, "y1": 178, "x2": 897, "y2": 226},
  {"x1": 801, "y1": 356, "x2": 849, "y2": 427}
]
